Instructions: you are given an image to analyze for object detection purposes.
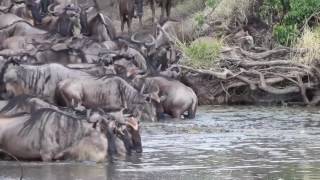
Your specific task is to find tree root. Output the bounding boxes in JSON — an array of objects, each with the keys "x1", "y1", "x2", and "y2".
[{"x1": 179, "y1": 46, "x2": 320, "y2": 105}]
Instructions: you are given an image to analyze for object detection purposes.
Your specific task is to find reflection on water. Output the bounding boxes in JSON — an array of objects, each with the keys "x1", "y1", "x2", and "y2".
[{"x1": 1, "y1": 106, "x2": 320, "y2": 180}]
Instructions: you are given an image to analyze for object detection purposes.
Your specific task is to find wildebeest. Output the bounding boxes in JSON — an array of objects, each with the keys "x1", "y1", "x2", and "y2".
[
  {"x1": 0, "y1": 1, "x2": 34, "y2": 25},
  {"x1": 133, "y1": 75, "x2": 198, "y2": 119},
  {"x1": 155, "y1": 19, "x2": 198, "y2": 48},
  {"x1": 0, "y1": 108, "x2": 142, "y2": 161},
  {"x1": 67, "y1": 63, "x2": 116, "y2": 77},
  {"x1": 147, "y1": 0, "x2": 172, "y2": 23},
  {"x1": 55, "y1": 107, "x2": 142, "y2": 160},
  {"x1": 0, "y1": 61, "x2": 92, "y2": 102},
  {"x1": 0, "y1": 94, "x2": 57, "y2": 117},
  {"x1": 88, "y1": 13, "x2": 116, "y2": 42},
  {"x1": 57, "y1": 76, "x2": 160, "y2": 111},
  {"x1": 119, "y1": 0, "x2": 134, "y2": 34},
  {"x1": 0, "y1": 13, "x2": 46, "y2": 43}
]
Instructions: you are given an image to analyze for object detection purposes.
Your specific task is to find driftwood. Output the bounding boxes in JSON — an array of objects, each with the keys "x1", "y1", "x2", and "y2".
[{"x1": 179, "y1": 47, "x2": 320, "y2": 106}]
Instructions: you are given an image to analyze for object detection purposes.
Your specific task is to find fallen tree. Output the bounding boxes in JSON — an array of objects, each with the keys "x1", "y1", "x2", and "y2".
[{"x1": 178, "y1": 46, "x2": 320, "y2": 106}]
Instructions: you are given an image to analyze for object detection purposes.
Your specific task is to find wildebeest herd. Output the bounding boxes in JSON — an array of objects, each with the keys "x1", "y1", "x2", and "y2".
[{"x1": 0, "y1": 0, "x2": 198, "y2": 163}]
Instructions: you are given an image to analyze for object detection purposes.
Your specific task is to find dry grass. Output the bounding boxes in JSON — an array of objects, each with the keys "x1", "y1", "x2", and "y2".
[
  {"x1": 207, "y1": 0, "x2": 254, "y2": 25},
  {"x1": 173, "y1": 0, "x2": 207, "y2": 19},
  {"x1": 293, "y1": 26, "x2": 320, "y2": 65}
]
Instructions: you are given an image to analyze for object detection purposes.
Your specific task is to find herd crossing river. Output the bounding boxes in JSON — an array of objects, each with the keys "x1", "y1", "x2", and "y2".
[{"x1": 1, "y1": 106, "x2": 320, "y2": 180}]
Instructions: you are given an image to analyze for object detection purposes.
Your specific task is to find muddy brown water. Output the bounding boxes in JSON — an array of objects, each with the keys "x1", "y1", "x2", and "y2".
[{"x1": 1, "y1": 106, "x2": 320, "y2": 180}]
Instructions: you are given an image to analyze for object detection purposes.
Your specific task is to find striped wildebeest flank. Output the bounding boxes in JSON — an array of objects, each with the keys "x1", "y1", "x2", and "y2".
[
  {"x1": 0, "y1": 107, "x2": 142, "y2": 161},
  {"x1": 0, "y1": 61, "x2": 92, "y2": 103},
  {"x1": 56, "y1": 76, "x2": 160, "y2": 112}
]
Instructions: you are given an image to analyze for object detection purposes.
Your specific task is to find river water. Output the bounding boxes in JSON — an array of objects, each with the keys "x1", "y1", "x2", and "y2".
[{"x1": 1, "y1": 106, "x2": 320, "y2": 180}]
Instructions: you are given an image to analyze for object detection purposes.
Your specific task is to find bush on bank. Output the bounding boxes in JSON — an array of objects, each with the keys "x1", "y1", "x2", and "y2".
[
  {"x1": 260, "y1": 0, "x2": 320, "y2": 46},
  {"x1": 181, "y1": 37, "x2": 223, "y2": 69}
]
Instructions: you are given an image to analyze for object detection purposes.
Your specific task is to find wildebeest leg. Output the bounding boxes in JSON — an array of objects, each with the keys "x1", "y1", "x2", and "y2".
[
  {"x1": 150, "y1": 0, "x2": 155, "y2": 23},
  {"x1": 171, "y1": 108, "x2": 182, "y2": 119},
  {"x1": 166, "y1": 0, "x2": 171, "y2": 18},
  {"x1": 40, "y1": 150, "x2": 54, "y2": 162},
  {"x1": 127, "y1": 18, "x2": 132, "y2": 35},
  {"x1": 160, "y1": 3, "x2": 165, "y2": 22},
  {"x1": 121, "y1": 18, "x2": 125, "y2": 33},
  {"x1": 139, "y1": 16, "x2": 143, "y2": 27}
]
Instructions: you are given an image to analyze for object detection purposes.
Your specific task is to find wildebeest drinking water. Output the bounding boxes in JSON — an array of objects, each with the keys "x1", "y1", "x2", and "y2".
[
  {"x1": 133, "y1": 75, "x2": 198, "y2": 119},
  {"x1": 0, "y1": 107, "x2": 142, "y2": 161}
]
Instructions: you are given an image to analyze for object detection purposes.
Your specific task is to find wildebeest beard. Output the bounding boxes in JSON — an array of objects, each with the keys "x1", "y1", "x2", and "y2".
[
  {"x1": 56, "y1": 13, "x2": 74, "y2": 36},
  {"x1": 120, "y1": 130, "x2": 133, "y2": 155},
  {"x1": 0, "y1": 60, "x2": 20, "y2": 97}
]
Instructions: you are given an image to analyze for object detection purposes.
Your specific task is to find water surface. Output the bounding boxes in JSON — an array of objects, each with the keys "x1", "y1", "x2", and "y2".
[{"x1": 1, "y1": 106, "x2": 320, "y2": 180}]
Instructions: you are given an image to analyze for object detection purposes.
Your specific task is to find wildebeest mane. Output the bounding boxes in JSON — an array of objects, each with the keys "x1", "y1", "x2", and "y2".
[
  {"x1": 14, "y1": 65, "x2": 52, "y2": 95},
  {"x1": 0, "y1": 94, "x2": 34, "y2": 115},
  {"x1": 19, "y1": 108, "x2": 87, "y2": 149}
]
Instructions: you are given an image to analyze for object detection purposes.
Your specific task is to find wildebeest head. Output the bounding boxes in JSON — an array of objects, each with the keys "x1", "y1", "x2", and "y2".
[
  {"x1": 0, "y1": 60, "x2": 21, "y2": 98},
  {"x1": 55, "y1": 4, "x2": 81, "y2": 37},
  {"x1": 87, "y1": 109, "x2": 142, "y2": 154},
  {"x1": 114, "y1": 58, "x2": 142, "y2": 78}
]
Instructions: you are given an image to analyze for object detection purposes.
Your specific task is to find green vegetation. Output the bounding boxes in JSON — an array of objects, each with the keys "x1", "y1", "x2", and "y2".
[
  {"x1": 273, "y1": 24, "x2": 299, "y2": 46},
  {"x1": 195, "y1": 13, "x2": 205, "y2": 27},
  {"x1": 205, "y1": 0, "x2": 220, "y2": 8},
  {"x1": 181, "y1": 38, "x2": 223, "y2": 69},
  {"x1": 260, "y1": 0, "x2": 320, "y2": 46}
]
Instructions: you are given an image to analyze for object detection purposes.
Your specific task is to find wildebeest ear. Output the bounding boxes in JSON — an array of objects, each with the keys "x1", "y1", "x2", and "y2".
[
  {"x1": 149, "y1": 92, "x2": 161, "y2": 103},
  {"x1": 126, "y1": 117, "x2": 139, "y2": 131},
  {"x1": 160, "y1": 95, "x2": 167, "y2": 102},
  {"x1": 7, "y1": 59, "x2": 20, "y2": 67}
]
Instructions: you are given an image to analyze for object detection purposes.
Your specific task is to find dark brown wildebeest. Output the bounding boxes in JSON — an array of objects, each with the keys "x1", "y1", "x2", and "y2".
[
  {"x1": 119, "y1": 0, "x2": 134, "y2": 34},
  {"x1": 148, "y1": 0, "x2": 172, "y2": 23},
  {"x1": 133, "y1": 75, "x2": 198, "y2": 119},
  {"x1": 0, "y1": 108, "x2": 142, "y2": 161}
]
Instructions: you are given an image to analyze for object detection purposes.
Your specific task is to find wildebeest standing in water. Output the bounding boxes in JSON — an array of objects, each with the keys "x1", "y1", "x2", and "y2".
[
  {"x1": 133, "y1": 76, "x2": 198, "y2": 119},
  {"x1": 0, "y1": 108, "x2": 142, "y2": 161}
]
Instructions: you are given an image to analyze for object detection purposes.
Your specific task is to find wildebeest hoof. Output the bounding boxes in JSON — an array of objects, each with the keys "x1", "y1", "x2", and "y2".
[{"x1": 75, "y1": 106, "x2": 86, "y2": 112}]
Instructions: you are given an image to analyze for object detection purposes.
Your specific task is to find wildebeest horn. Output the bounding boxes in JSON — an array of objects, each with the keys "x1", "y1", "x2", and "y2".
[
  {"x1": 86, "y1": 109, "x2": 92, "y2": 118},
  {"x1": 140, "y1": 83, "x2": 145, "y2": 94},
  {"x1": 131, "y1": 32, "x2": 143, "y2": 44},
  {"x1": 157, "y1": 64, "x2": 162, "y2": 71},
  {"x1": 48, "y1": 3, "x2": 57, "y2": 15},
  {"x1": 126, "y1": 117, "x2": 139, "y2": 131}
]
